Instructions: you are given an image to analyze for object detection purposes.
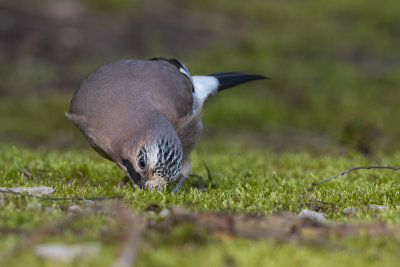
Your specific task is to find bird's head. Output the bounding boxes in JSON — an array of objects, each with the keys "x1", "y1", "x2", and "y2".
[{"x1": 120, "y1": 133, "x2": 183, "y2": 190}]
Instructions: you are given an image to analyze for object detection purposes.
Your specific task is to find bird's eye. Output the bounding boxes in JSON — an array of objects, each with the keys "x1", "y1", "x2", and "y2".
[{"x1": 138, "y1": 156, "x2": 146, "y2": 170}]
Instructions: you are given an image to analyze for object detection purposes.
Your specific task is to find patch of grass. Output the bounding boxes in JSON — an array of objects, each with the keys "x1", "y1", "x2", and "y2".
[
  {"x1": 138, "y1": 237, "x2": 400, "y2": 267},
  {"x1": 3, "y1": 144, "x2": 399, "y2": 217},
  {"x1": 1, "y1": 145, "x2": 400, "y2": 266}
]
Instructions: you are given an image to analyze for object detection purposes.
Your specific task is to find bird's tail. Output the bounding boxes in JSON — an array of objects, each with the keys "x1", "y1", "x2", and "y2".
[{"x1": 192, "y1": 72, "x2": 268, "y2": 107}]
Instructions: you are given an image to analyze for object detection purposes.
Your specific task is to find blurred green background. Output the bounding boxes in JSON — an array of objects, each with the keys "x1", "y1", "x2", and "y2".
[{"x1": 1, "y1": 0, "x2": 400, "y2": 156}]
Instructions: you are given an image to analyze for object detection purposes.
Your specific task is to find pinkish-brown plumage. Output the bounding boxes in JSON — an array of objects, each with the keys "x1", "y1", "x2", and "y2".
[{"x1": 66, "y1": 58, "x2": 266, "y2": 191}]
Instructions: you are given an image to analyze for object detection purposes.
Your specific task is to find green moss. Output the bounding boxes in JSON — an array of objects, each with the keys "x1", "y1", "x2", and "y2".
[{"x1": 1, "y1": 145, "x2": 400, "y2": 265}]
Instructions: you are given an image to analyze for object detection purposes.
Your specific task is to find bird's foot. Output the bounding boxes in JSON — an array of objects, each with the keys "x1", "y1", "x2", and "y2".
[
  {"x1": 115, "y1": 176, "x2": 130, "y2": 189},
  {"x1": 172, "y1": 175, "x2": 186, "y2": 194}
]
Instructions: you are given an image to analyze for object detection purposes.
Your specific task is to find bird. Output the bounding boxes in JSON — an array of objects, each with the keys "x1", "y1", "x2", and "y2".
[{"x1": 66, "y1": 57, "x2": 267, "y2": 192}]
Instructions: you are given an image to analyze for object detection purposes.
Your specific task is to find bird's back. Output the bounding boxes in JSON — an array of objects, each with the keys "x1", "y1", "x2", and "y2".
[{"x1": 70, "y1": 59, "x2": 194, "y2": 143}]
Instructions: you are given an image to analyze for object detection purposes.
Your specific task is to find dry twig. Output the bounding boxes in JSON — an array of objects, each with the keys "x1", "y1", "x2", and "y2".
[
  {"x1": 304, "y1": 166, "x2": 400, "y2": 193},
  {"x1": 0, "y1": 227, "x2": 28, "y2": 235},
  {"x1": 0, "y1": 188, "x2": 123, "y2": 201}
]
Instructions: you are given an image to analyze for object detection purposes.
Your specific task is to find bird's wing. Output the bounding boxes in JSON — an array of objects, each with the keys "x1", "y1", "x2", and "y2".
[
  {"x1": 68, "y1": 59, "x2": 194, "y2": 158},
  {"x1": 148, "y1": 58, "x2": 195, "y2": 117},
  {"x1": 65, "y1": 112, "x2": 114, "y2": 160}
]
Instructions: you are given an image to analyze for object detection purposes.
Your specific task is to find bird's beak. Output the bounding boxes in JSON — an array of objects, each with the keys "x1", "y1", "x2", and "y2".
[{"x1": 142, "y1": 175, "x2": 167, "y2": 191}]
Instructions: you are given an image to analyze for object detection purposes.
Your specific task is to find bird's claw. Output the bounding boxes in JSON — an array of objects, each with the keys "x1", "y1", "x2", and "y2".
[
  {"x1": 115, "y1": 176, "x2": 130, "y2": 189},
  {"x1": 172, "y1": 175, "x2": 186, "y2": 194}
]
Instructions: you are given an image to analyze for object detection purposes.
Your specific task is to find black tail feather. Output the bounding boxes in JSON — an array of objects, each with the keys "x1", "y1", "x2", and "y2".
[{"x1": 208, "y1": 72, "x2": 268, "y2": 91}]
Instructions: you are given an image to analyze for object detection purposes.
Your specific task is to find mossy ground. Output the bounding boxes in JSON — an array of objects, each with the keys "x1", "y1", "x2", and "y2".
[
  {"x1": 2, "y1": 0, "x2": 400, "y2": 266},
  {"x1": 2, "y1": 144, "x2": 400, "y2": 266}
]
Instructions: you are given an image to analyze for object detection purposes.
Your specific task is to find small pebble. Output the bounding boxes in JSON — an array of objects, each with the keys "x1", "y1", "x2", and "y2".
[
  {"x1": 298, "y1": 209, "x2": 326, "y2": 222},
  {"x1": 27, "y1": 202, "x2": 43, "y2": 210},
  {"x1": 368, "y1": 204, "x2": 388, "y2": 210},
  {"x1": 159, "y1": 208, "x2": 170, "y2": 218},
  {"x1": 34, "y1": 242, "x2": 99, "y2": 261},
  {"x1": 343, "y1": 207, "x2": 357, "y2": 215},
  {"x1": 68, "y1": 204, "x2": 83, "y2": 214}
]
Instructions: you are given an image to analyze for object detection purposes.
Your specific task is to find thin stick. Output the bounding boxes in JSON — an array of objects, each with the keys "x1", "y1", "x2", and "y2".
[
  {"x1": 0, "y1": 227, "x2": 28, "y2": 235},
  {"x1": 305, "y1": 166, "x2": 400, "y2": 193},
  {"x1": 40, "y1": 195, "x2": 124, "y2": 201},
  {"x1": 0, "y1": 188, "x2": 123, "y2": 201}
]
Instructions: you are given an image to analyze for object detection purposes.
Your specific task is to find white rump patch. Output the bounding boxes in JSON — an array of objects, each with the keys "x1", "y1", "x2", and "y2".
[
  {"x1": 175, "y1": 60, "x2": 193, "y2": 83},
  {"x1": 192, "y1": 76, "x2": 219, "y2": 107},
  {"x1": 179, "y1": 67, "x2": 191, "y2": 79}
]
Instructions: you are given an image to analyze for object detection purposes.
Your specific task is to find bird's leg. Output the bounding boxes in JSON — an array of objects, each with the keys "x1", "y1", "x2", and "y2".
[
  {"x1": 172, "y1": 156, "x2": 192, "y2": 194},
  {"x1": 172, "y1": 174, "x2": 187, "y2": 194},
  {"x1": 115, "y1": 175, "x2": 130, "y2": 188}
]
